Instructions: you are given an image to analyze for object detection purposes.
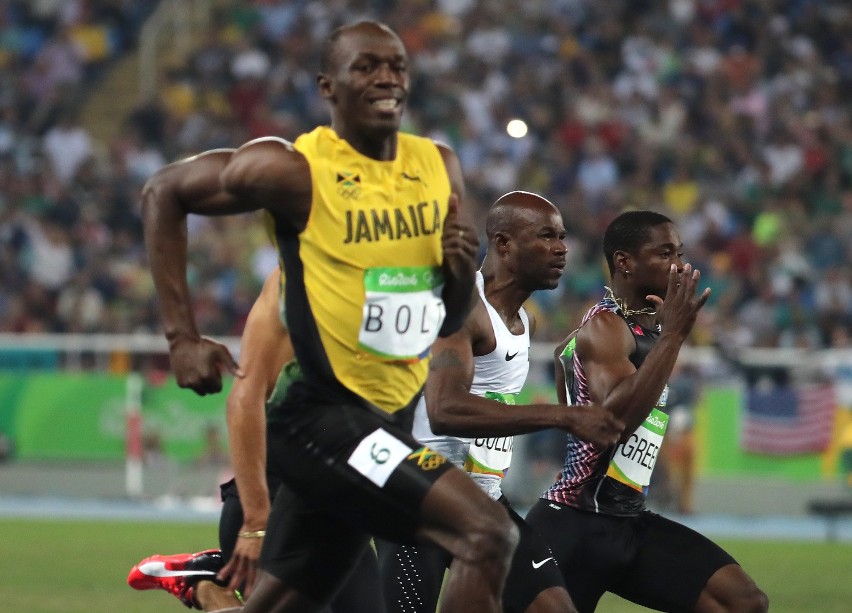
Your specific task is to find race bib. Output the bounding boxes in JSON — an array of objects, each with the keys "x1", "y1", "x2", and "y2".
[
  {"x1": 607, "y1": 387, "x2": 669, "y2": 490},
  {"x1": 465, "y1": 391, "x2": 518, "y2": 477},
  {"x1": 358, "y1": 266, "x2": 446, "y2": 361}
]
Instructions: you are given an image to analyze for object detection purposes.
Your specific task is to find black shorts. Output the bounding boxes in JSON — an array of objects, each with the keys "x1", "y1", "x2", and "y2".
[
  {"x1": 219, "y1": 477, "x2": 280, "y2": 562},
  {"x1": 502, "y1": 500, "x2": 565, "y2": 613},
  {"x1": 376, "y1": 497, "x2": 564, "y2": 613},
  {"x1": 524, "y1": 500, "x2": 737, "y2": 613},
  {"x1": 260, "y1": 395, "x2": 453, "y2": 602},
  {"x1": 219, "y1": 478, "x2": 386, "y2": 613}
]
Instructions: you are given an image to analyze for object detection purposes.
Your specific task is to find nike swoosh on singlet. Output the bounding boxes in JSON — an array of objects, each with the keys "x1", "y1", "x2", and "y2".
[
  {"x1": 136, "y1": 561, "x2": 218, "y2": 578},
  {"x1": 505, "y1": 351, "x2": 519, "y2": 361},
  {"x1": 532, "y1": 557, "x2": 554, "y2": 569}
]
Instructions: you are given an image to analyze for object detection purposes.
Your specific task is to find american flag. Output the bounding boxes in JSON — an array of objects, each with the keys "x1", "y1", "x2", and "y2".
[{"x1": 740, "y1": 382, "x2": 837, "y2": 455}]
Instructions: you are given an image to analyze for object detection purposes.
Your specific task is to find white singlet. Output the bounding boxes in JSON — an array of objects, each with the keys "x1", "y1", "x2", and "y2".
[{"x1": 412, "y1": 271, "x2": 530, "y2": 499}]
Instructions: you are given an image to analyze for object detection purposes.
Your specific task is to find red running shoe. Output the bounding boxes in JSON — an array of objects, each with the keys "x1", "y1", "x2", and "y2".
[{"x1": 127, "y1": 549, "x2": 225, "y2": 609}]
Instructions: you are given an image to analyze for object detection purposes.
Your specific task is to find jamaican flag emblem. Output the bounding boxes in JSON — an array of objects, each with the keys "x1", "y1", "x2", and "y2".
[{"x1": 337, "y1": 171, "x2": 361, "y2": 199}]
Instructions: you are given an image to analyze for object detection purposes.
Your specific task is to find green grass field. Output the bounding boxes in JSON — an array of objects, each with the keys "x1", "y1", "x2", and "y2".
[{"x1": 0, "y1": 518, "x2": 849, "y2": 612}]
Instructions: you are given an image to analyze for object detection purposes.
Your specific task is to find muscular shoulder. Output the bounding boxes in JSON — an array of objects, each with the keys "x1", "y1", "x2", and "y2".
[
  {"x1": 142, "y1": 148, "x2": 238, "y2": 213},
  {"x1": 222, "y1": 136, "x2": 311, "y2": 227},
  {"x1": 233, "y1": 137, "x2": 305, "y2": 170},
  {"x1": 576, "y1": 310, "x2": 634, "y2": 361},
  {"x1": 150, "y1": 148, "x2": 235, "y2": 185},
  {"x1": 243, "y1": 136, "x2": 294, "y2": 149}
]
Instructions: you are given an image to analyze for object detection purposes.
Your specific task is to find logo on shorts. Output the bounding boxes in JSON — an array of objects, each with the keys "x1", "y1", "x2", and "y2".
[
  {"x1": 407, "y1": 446, "x2": 447, "y2": 471},
  {"x1": 532, "y1": 557, "x2": 554, "y2": 569}
]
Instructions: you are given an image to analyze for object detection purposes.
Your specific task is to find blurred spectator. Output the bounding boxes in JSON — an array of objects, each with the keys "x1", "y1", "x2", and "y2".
[
  {"x1": 1, "y1": 0, "x2": 851, "y2": 352},
  {"x1": 839, "y1": 421, "x2": 852, "y2": 489},
  {"x1": 22, "y1": 210, "x2": 75, "y2": 293},
  {"x1": 576, "y1": 135, "x2": 618, "y2": 209},
  {"x1": 142, "y1": 429, "x2": 168, "y2": 469},
  {"x1": 651, "y1": 363, "x2": 702, "y2": 515},
  {"x1": 762, "y1": 127, "x2": 804, "y2": 187},
  {"x1": 41, "y1": 108, "x2": 93, "y2": 184},
  {"x1": 663, "y1": 161, "x2": 700, "y2": 216},
  {"x1": 56, "y1": 269, "x2": 105, "y2": 332},
  {"x1": 195, "y1": 423, "x2": 229, "y2": 470}
]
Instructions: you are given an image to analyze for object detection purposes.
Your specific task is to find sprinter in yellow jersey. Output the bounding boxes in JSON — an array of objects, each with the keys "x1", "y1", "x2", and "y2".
[
  {"x1": 127, "y1": 269, "x2": 386, "y2": 612},
  {"x1": 142, "y1": 21, "x2": 518, "y2": 613}
]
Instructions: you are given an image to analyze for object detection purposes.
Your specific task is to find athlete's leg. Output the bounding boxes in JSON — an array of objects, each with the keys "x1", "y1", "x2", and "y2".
[
  {"x1": 499, "y1": 504, "x2": 575, "y2": 613},
  {"x1": 241, "y1": 485, "x2": 375, "y2": 613},
  {"x1": 185, "y1": 479, "x2": 245, "y2": 610},
  {"x1": 521, "y1": 587, "x2": 575, "y2": 613},
  {"x1": 240, "y1": 571, "x2": 321, "y2": 613},
  {"x1": 252, "y1": 399, "x2": 515, "y2": 613},
  {"x1": 376, "y1": 537, "x2": 450, "y2": 612},
  {"x1": 218, "y1": 477, "x2": 383, "y2": 613},
  {"x1": 218, "y1": 479, "x2": 244, "y2": 562},
  {"x1": 203, "y1": 571, "x2": 318, "y2": 613},
  {"x1": 694, "y1": 565, "x2": 768, "y2": 613},
  {"x1": 524, "y1": 501, "x2": 613, "y2": 613},
  {"x1": 331, "y1": 546, "x2": 386, "y2": 613},
  {"x1": 412, "y1": 468, "x2": 518, "y2": 613},
  {"x1": 242, "y1": 552, "x2": 382, "y2": 613},
  {"x1": 195, "y1": 580, "x2": 243, "y2": 611},
  {"x1": 612, "y1": 512, "x2": 767, "y2": 613}
]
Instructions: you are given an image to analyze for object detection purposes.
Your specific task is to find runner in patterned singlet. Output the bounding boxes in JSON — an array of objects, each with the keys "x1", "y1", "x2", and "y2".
[
  {"x1": 546, "y1": 297, "x2": 668, "y2": 516},
  {"x1": 376, "y1": 192, "x2": 623, "y2": 613},
  {"x1": 141, "y1": 21, "x2": 521, "y2": 613},
  {"x1": 525, "y1": 211, "x2": 768, "y2": 613}
]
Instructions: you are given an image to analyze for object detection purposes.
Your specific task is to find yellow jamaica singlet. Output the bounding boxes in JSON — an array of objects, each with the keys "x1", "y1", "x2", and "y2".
[{"x1": 269, "y1": 126, "x2": 451, "y2": 414}]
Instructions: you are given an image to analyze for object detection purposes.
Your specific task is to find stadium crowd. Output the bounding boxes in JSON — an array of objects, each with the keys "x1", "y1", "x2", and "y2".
[{"x1": 1, "y1": 0, "x2": 851, "y2": 353}]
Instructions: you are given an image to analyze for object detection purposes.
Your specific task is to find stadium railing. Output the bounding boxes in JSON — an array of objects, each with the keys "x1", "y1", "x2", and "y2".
[{"x1": 1, "y1": 334, "x2": 849, "y2": 505}]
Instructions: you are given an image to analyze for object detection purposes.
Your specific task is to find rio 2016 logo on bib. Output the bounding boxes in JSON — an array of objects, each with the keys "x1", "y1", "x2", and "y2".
[{"x1": 358, "y1": 266, "x2": 446, "y2": 362}]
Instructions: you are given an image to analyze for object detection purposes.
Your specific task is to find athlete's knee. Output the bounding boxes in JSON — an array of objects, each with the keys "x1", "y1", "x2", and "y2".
[
  {"x1": 730, "y1": 586, "x2": 768, "y2": 613},
  {"x1": 460, "y1": 500, "x2": 518, "y2": 566},
  {"x1": 701, "y1": 568, "x2": 768, "y2": 613},
  {"x1": 724, "y1": 568, "x2": 768, "y2": 613}
]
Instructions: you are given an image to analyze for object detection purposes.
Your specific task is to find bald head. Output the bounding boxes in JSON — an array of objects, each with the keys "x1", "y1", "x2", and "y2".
[
  {"x1": 482, "y1": 191, "x2": 567, "y2": 292},
  {"x1": 485, "y1": 191, "x2": 559, "y2": 242}
]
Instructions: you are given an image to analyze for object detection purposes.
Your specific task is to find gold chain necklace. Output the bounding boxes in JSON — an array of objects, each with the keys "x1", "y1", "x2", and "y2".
[{"x1": 603, "y1": 286, "x2": 656, "y2": 317}]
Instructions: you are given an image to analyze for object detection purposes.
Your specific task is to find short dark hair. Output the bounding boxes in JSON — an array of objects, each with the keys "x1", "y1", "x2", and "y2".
[
  {"x1": 319, "y1": 21, "x2": 396, "y2": 74},
  {"x1": 319, "y1": 25, "x2": 348, "y2": 74},
  {"x1": 602, "y1": 210, "x2": 672, "y2": 274}
]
